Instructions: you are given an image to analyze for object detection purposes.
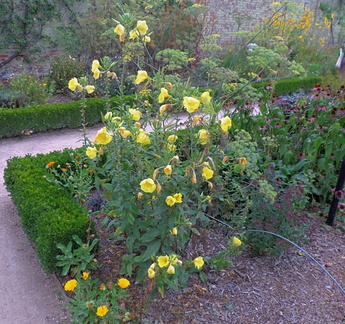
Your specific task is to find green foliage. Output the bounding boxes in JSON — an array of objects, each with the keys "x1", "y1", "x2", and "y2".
[
  {"x1": 65, "y1": 274, "x2": 130, "y2": 324},
  {"x1": 252, "y1": 77, "x2": 323, "y2": 95},
  {"x1": 46, "y1": 154, "x2": 95, "y2": 202},
  {"x1": 0, "y1": 0, "x2": 81, "y2": 67},
  {"x1": 4, "y1": 149, "x2": 95, "y2": 273},
  {"x1": 48, "y1": 55, "x2": 87, "y2": 94},
  {"x1": 0, "y1": 95, "x2": 136, "y2": 139},
  {"x1": 56, "y1": 235, "x2": 99, "y2": 277},
  {"x1": 8, "y1": 72, "x2": 51, "y2": 107},
  {"x1": 245, "y1": 186, "x2": 308, "y2": 256}
]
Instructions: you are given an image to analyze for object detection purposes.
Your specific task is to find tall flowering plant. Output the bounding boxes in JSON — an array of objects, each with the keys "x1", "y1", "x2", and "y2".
[{"x1": 84, "y1": 64, "x2": 246, "y2": 285}]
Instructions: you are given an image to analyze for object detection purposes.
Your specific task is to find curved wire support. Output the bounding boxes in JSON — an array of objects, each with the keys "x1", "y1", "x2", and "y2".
[{"x1": 207, "y1": 215, "x2": 345, "y2": 296}]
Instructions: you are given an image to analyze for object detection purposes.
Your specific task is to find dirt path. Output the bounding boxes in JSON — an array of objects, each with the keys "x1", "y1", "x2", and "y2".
[{"x1": 0, "y1": 125, "x2": 101, "y2": 324}]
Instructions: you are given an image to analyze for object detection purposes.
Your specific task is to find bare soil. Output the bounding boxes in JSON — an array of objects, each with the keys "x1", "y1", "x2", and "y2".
[{"x1": 1, "y1": 94, "x2": 345, "y2": 323}]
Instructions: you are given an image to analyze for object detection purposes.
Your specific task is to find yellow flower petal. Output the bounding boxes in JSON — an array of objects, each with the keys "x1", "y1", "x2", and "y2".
[
  {"x1": 157, "y1": 256, "x2": 169, "y2": 268},
  {"x1": 193, "y1": 257, "x2": 204, "y2": 270},
  {"x1": 114, "y1": 24, "x2": 125, "y2": 35},
  {"x1": 93, "y1": 127, "x2": 112, "y2": 145},
  {"x1": 200, "y1": 91, "x2": 211, "y2": 104},
  {"x1": 117, "y1": 278, "x2": 130, "y2": 288},
  {"x1": 140, "y1": 178, "x2": 156, "y2": 193},
  {"x1": 136, "y1": 130, "x2": 150, "y2": 145},
  {"x1": 166, "y1": 195, "x2": 176, "y2": 206},
  {"x1": 135, "y1": 70, "x2": 149, "y2": 84},
  {"x1": 158, "y1": 88, "x2": 169, "y2": 103},
  {"x1": 183, "y1": 96, "x2": 200, "y2": 113},
  {"x1": 86, "y1": 147, "x2": 98, "y2": 159},
  {"x1": 96, "y1": 305, "x2": 109, "y2": 317},
  {"x1": 220, "y1": 116, "x2": 232, "y2": 132},
  {"x1": 232, "y1": 237, "x2": 242, "y2": 246},
  {"x1": 85, "y1": 85, "x2": 95, "y2": 94},
  {"x1": 128, "y1": 108, "x2": 142, "y2": 121},
  {"x1": 137, "y1": 20, "x2": 148, "y2": 35},
  {"x1": 202, "y1": 167, "x2": 214, "y2": 180},
  {"x1": 91, "y1": 60, "x2": 100, "y2": 72}
]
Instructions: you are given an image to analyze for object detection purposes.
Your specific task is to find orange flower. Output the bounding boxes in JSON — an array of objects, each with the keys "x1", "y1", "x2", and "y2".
[
  {"x1": 47, "y1": 161, "x2": 55, "y2": 167},
  {"x1": 117, "y1": 278, "x2": 130, "y2": 288},
  {"x1": 61, "y1": 168, "x2": 67, "y2": 172}
]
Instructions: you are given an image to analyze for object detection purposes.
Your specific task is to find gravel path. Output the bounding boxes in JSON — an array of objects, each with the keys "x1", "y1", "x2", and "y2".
[{"x1": 0, "y1": 125, "x2": 101, "y2": 324}]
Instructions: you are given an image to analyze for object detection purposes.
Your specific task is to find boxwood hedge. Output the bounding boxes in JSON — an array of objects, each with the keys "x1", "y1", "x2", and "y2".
[
  {"x1": 4, "y1": 148, "x2": 96, "y2": 273},
  {"x1": 0, "y1": 95, "x2": 136, "y2": 139}
]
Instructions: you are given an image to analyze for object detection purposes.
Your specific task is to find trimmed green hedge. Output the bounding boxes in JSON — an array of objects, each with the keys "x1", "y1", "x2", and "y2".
[
  {"x1": 0, "y1": 95, "x2": 136, "y2": 139},
  {"x1": 4, "y1": 148, "x2": 95, "y2": 273},
  {"x1": 252, "y1": 77, "x2": 323, "y2": 95}
]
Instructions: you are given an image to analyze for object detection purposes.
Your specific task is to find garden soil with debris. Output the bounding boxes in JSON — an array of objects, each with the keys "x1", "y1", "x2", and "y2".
[{"x1": 1, "y1": 96, "x2": 345, "y2": 323}]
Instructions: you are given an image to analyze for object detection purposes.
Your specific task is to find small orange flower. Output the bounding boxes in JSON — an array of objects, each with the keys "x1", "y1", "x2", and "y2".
[
  {"x1": 89, "y1": 170, "x2": 94, "y2": 173},
  {"x1": 61, "y1": 168, "x2": 67, "y2": 172},
  {"x1": 47, "y1": 161, "x2": 55, "y2": 167}
]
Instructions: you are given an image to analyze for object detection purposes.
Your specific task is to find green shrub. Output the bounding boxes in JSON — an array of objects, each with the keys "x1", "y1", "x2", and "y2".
[
  {"x1": 48, "y1": 54, "x2": 87, "y2": 94},
  {"x1": 0, "y1": 94, "x2": 136, "y2": 139},
  {"x1": 8, "y1": 71, "x2": 51, "y2": 107},
  {"x1": 252, "y1": 76, "x2": 323, "y2": 95},
  {"x1": 4, "y1": 149, "x2": 95, "y2": 273}
]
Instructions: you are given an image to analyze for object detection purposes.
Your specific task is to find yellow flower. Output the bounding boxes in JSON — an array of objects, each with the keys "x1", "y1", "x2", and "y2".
[
  {"x1": 170, "y1": 227, "x2": 178, "y2": 235},
  {"x1": 128, "y1": 108, "x2": 142, "y2": 121},
  {"x1": 166, "y1": 195, "x2": 176, "y2": 206},
  {"x1": 104, "y1": 112, "x2": 112, "y2": 119},
  {"x1": 193, "y1": 257, "x2": 204, "y2": 270},
  {"x1": 233, "y1": 237, "x2": 242, "y2": 246},
  {"x1": 64, "y1": 279, "x2": 78, "y2": 291},
  {"x1": 136, "y1": 130, "x2": 151, "y2": 145},
  {"x1": 148, "y1": 267, "x2": 156, "y2": 278},
  {"x1": 85, "y1": 85, "x2": 95, "y2": 94},
  {"x1": 140, "y1": 178, "x2": 156, "y2": 193},
  {"x1": 200, "y1": 91, "x2": 211, "y2": 104},
  {"x1": 202, "y1": 167, "x2": 214, "y2": 180},
  {"x1": 119, "y1": 127, "x2": 132, "y2": 138},
  {"x1": 198, "y1": 129, "x2": 210, "y2": 145},
  {"x1": 91, "y1": 60, "x2": 100, "y2": 72},
  {"x1": 135, "y1": 70, "x2": 149, "y2": 84},
  {"x1": 157, "y1": 256, "x2": 169, "y2": 268},
  {"x1": 82, "y1": 272, "x2": 90, "y2": 280},
  {"x1": 167, "y1": 264, "x2": 175, "y2": 274},
  {"x1": 222, "y1": 156, "x2": 229, "y2": 164},
  {"x1": 137, "y1": 192, "x2": 143, "y2": 199},
  {"x1": 137, "y1": 20, "x2": 148, "y2": 35},
  {"x1": 129, "y1": 30, "x2": 138, "y2": 39},
  {"x1": 86, "y1": 147, "x2": 98, "y2": 159},
  {"x1": 93, "y1": 68, "x2": 100, "y2": 79},
  {"x1": 220, "y1": 116, "x2": 232, "y2": 132},
  {"x1": 93, "y1": 127, "x2": 112, "y2": 145},
  {"x1": 164, "y1": 165, "x2": 172, "y2": 175},
  {"x1": 168, "y1": 144, "x2": 176, "y2": 151},
  {"x1": 117, "y1": 278, "x2": 130, "y2": 288},
  {"x1": 96, "y1": 305, "x2": 109, "y2": 317},
  {"x1": 167, "y1": 135, "x2": 178, "y2": 143},
  {"x1": 183, "y1": 96, "x2": 200, "y2": 113},
  {"x1": 192, "y1": 116, "x2": 203, "y2": 126},
  {"x1": 239, "y1": 157, "x2": 248, "y2": 165},
  {"x1": 158, "y1": 88, "x2": 169, "y2": 103},
  {"x1": 68, "y1": 78, "x2": 80, "y2": 91},
  {"x1": 173, "y1": 193, "x2": 183, "y2": 203},
  {"x1": 114, "y1": 24, "x2": 125, "y2": 35},
  {"x1": 112, "y1": 116, "x2": 122, "y2": 124},
  {"x1": 145, "y1": 36, "x2": 151, "y2": 43},
  {"x1": 159, "y1": 104, "x2": 171, "y2": 115}
]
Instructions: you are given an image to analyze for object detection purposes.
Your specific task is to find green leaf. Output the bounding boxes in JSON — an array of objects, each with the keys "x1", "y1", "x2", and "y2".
[
  {"x1": 140, "y1": 228, "x2": 161, "y2": 243},
  {"x1": 140, "y1": 239, "x2": 161, "y2": 262}
]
